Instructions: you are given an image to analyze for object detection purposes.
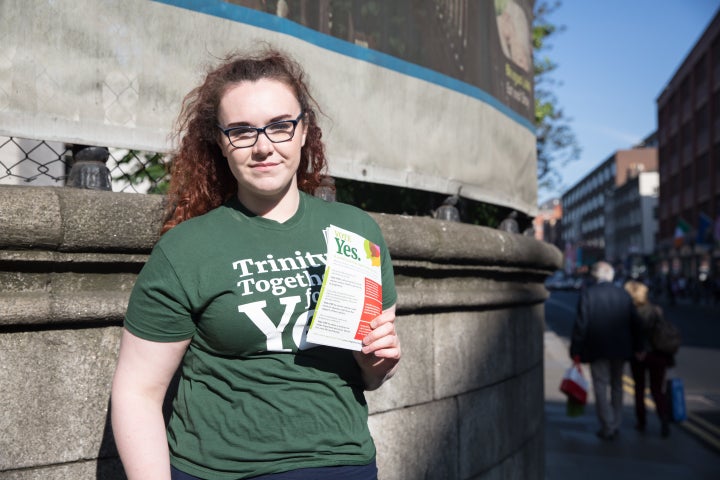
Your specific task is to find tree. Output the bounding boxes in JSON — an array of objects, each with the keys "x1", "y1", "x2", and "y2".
[
  {"x1": 533, "y1": 0, "x2": 580, "y2": 195},
  {"x1": 112, "y1": 150, "x2": 169, "y2": 194}
]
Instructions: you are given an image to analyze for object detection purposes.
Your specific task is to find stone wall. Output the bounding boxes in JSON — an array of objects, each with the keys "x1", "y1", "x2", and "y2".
[{"x1": 0, "y1": 185, "x2": 562, "y2": 479}]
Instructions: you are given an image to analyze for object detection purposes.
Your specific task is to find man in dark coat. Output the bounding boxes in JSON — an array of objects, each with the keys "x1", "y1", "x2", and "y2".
[{"x1": 570, "y1": 261, "x2": 642, "y2": 440}]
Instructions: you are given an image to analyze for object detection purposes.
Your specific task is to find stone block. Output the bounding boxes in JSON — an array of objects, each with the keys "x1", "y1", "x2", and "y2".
[
  {"x1": 58, "y1": 188, "x2": 164, "y2": 252},
  {"x1": 457, "y1": 383, "x2": 509, "y2": 478},
  {"x1": 0, "y1": 186, "x2": 62, "y2": 248},
  {"x1": 0, "y1": 272, "x2": 136, "y2": 326},
  {"x1": 366, "y1": 313, "x2": 434, "y2": 413},
  {"x1": 457, "y1": 368, "x2": 544, "y2": 479},
  {"x1": 433, "y1": 310, "x2": 514, "y2": 399},
  {"x1": 471, "y1": 432, "x2": 543, "y2": 480},
  {"x1": 512, "y1": 304, "x2": 545, "y2": 374},
  {"x1": 509, "y1": 366, "x2": 544, "y2": 444},
  {"x1": 369, "y1": 398, "x2": 458, "y2": 480},
  {"x1": 473, "y1": 435, "x2": 545, "y2": 480},
  {"x1": 0, "y1": 458, "x2": 125, "y2": 480},
  {"x1": 0, "y1": 327, "x2": 121, "y2": 470}
]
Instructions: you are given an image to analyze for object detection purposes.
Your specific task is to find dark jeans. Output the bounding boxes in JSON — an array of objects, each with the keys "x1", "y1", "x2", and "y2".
[
  {"x1": 630, "y1": 352, "x2": 670, "y2": 426},
  {"x1": 170, "y1": 459, "x2": 378, "y2": 480}
]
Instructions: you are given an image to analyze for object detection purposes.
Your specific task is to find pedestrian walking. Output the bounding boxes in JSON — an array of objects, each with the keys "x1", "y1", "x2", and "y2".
[
  {"x1": 624, "y1": 280, "x2": 673, "y2": 437},
  {"x1": 570, "y1": 261, "x2": 643, "y2": 440}
]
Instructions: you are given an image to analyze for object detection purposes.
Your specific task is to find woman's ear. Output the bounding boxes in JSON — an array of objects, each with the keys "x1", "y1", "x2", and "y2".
[
  {"x1": 301, "y1": 125, "x2": 308, "y2": 147},
  {"x1": 217, "y1": 133, "x2": 228, "y2": 154}
]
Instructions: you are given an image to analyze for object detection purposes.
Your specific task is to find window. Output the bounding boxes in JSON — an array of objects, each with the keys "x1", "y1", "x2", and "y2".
[
  {"x1": 697, "y1": 104, "x2": 709, "y2": 152},
  {"x1": 695, "y1": 55, "x2": 708, "y2": 105},
  {"x1": 697, "y1": 104, "x2": 709, "y2": 131},
  {"x1": 681, "y1": 122, "x2": 692, "y2": 164}
]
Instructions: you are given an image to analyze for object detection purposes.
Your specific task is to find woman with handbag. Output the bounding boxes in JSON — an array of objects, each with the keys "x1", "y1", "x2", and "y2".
[{"x1": 624, "y1": 280, "x2": 674, "y2": 437}]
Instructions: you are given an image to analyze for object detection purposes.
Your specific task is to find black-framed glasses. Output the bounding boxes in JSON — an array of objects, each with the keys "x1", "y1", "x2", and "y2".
[{"x1": 218, "y1": 112, "x2": 305, "y2": 148}]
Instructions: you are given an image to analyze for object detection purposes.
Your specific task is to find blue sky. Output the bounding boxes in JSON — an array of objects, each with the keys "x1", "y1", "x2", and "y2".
[{"x1": 540, "y1": 0, "x2": 720, "y2": 203}]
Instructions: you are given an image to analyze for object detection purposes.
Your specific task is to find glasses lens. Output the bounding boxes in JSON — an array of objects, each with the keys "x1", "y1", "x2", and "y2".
[
  {"x1": 265, "y1": 121, "x2": 295, "y2": 143},
  {"x1": 228, "y1": 127, "x2": 257, "y2": 148}
]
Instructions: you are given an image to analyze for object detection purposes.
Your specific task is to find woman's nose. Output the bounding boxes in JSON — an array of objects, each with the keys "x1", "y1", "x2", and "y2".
[{"x1": 252, "y1": 132, "x2": 274, "y2": 156}]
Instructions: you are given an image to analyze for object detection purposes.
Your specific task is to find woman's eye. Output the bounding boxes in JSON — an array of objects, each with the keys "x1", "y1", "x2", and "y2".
[
  {"x1": 231, "y1": 128, "x2": 256, "y2": 139},
  {"x1": 267, "y1": 122, "x2": 292, "y2": 133}
]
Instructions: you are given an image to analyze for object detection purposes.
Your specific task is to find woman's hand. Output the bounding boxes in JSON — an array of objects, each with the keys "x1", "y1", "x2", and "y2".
[{"x1": 352, "y1": 305, "x2": 401, "y2": 391}]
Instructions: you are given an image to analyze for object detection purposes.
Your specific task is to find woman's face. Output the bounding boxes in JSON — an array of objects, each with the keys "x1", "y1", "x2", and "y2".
[{"x1": 217, "y1": 78, "x2": 307, "y2": 206}]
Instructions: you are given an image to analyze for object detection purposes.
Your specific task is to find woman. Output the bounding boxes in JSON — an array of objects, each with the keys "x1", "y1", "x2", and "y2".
[
  {"x1": 111, "y1": 49, "x2": 401, "y2": 480},
  {"x1": 624, "y1": 280, "x2": 672, "y2": 437}
]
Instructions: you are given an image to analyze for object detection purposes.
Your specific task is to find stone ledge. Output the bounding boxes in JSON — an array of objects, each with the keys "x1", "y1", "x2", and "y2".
[
  {"x1": 396, "y1": 277, "x2": 549, "y2": 312},
  {"x1": 0, "y1": 186, "x2": 165, "y2": 252},
  {"x1": 372, "y1": 213, "x2": 562, "y2": 269},
  {"x1": 0, "y1": 186, "x2": 563, "y2": 273},
  {"x1": 0, "y1": 291, "x2": 129, "y2": 326},
  {"x1": 0, "y1": 250, "x2": 149, "y2": 266},
  {"x1": 0, "y1": 272, "x2": 547, "y2": 327}
]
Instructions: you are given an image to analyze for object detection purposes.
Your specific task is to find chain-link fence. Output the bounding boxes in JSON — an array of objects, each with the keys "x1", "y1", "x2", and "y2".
[{"x1": 0, "y1": 136, "x2": 170, "y2": 194}]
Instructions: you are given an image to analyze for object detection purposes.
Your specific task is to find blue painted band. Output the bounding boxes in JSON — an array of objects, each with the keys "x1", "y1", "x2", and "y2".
[{"x1": 152, "y1": 0, "x2": 535, "y2": 132}]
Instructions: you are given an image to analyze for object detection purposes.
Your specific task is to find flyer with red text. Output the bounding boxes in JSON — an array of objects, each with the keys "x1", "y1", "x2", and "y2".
[{"x1": 306, "y1": 225, "x2": 382, "y2": 351}]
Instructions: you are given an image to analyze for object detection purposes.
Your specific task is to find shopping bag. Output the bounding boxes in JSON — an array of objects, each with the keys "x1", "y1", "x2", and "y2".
[
  {"x1": 667, "y1": 377, "x2": 687, "y2": 422},
  {"x1": 560, "y1": 361, "x2": 588, "y2": 405}
]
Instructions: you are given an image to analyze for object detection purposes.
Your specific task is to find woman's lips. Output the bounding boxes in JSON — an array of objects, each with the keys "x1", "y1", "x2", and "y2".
[{"x1": 252, "y1": 161, "x2": 279, "y2": 170}]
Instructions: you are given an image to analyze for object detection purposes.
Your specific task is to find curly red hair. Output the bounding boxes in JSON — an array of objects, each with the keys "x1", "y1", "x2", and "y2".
[{"x1": 161, "y1": 48, "x2": 328, "y2": 234}]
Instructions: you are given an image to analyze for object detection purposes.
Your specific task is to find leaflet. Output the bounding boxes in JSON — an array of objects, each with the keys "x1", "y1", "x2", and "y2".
[{"x1": 306, "y1": 225, "x2": 382, "y2": 351}]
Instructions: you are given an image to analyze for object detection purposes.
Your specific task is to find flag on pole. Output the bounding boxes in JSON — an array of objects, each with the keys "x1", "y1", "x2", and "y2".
[
  {"x1": 674, "y1": 218, "x2": 690, "y2": 248},
  {"x1": 696, "y1": 213, "x2": 712, "y2": 244}
]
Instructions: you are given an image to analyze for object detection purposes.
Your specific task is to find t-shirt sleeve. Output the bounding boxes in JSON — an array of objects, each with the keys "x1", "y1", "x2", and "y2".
[{"x1": 124, "y1": 245, "x2": 197, "y2": 342}]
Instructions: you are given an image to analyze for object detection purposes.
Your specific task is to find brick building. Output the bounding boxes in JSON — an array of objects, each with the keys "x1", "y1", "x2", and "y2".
[
  {"x1": 656, "y1": 9, "x2": 720, "y2": 283},
  {"x1": 561, "y1": 145, "x2": 657, "y2": 272},
  {"x1": 533, "y1": 198, "x2": 562, "y2": 249}
]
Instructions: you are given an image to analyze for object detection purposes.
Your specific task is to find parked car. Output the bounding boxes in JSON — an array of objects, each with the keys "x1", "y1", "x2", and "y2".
[{"x1": 545, "y1": 270, "x2": 583, "y2": 290}]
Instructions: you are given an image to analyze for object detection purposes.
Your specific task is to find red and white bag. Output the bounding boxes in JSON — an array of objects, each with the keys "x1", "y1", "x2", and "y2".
[{"x1": 560, "y1": 361, "x2": 588, "y2": 405}]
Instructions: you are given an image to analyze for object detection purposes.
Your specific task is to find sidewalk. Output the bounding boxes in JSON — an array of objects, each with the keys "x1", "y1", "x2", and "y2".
[{"x1": 544, "y1": 330, "x2": 720, "y2": 480}]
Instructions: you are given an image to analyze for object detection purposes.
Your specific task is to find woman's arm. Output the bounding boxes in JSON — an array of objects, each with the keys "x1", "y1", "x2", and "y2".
[
  {"x1": 111, "y1": 329, "x2": 191, "y2": 480},
  {"x1": 353, "y1": 305, "x2": 401, "y2": 391}
]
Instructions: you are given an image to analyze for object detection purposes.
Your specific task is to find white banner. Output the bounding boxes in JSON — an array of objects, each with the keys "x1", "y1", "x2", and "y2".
[{"x1": 0, "y1": 0, "x2": 537, "y2": 214}]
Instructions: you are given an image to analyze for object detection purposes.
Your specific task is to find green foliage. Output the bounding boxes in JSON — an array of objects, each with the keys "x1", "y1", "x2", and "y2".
[
  {"x1": 533, "y1": 0, "x2": 580, "y2": 194},
  {"x1": 112, "y1": 150, "x2": 169, "y2": 194}
]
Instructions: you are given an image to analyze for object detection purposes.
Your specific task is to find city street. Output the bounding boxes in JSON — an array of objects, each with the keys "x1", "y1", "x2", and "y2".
[{"x1": 544, "y1": 289, "x2": 720, "y2": 453}]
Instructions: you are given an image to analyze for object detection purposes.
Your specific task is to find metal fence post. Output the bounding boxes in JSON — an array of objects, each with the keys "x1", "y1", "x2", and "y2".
[{"x1": 66, "y1": 145, "x2": 112, "y2": 191}]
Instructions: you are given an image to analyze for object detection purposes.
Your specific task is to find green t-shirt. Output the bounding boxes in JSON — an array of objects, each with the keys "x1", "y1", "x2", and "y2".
[{"x1": 124, "y1": 192, "x2": 397, "y2": 480}]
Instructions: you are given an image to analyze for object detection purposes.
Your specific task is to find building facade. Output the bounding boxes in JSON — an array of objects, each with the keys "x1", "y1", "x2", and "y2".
[
  {"x1": 561, "y1": 146, "x2": 657, "y2": 273},
  {"x1": 656, "y1": 9, "x2": 720, "y2": 283},
  {"x1": 605, "y1": 171, "x2": 659, "y2": 279},
  {"x1": 533, "y1": 198, "x2": 562, "y2": 250}
]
